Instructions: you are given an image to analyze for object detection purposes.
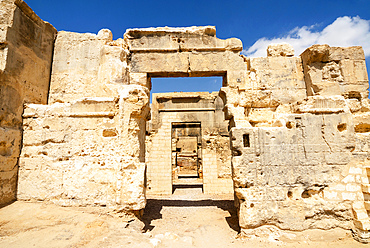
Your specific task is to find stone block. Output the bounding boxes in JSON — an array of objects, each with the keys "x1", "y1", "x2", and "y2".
[
  {"x1": 342, "y1": 192, "x2": 356, "y2": 201},
  {"x1": 189, "y1": 50, "x2": 245, "y2": 72},
  {"x1": 0, "y1": 157, "x2": 17, "y2": 172},
  {"x1": 328, "y1": 46, "x2": 365, "y2": 61},
  {"x1": 339, "y1": 59, "x2": 356, "y2": 83},
  {"x1": 353, "y1": 112, "x2": 370, "y2": 133},
  {"x1": 349, "y1": 167, "x2": 363, "y2": 175},
  {"x1": 130, "y1": 52, "x2": 189, "y2": 73},
  {"x1": 295, "y1": 95, "x2": 347, "y2": 113},
  {"x1": 353, "y1": 208, "x2": 369, "y2": 220},
  {"x1": 130, "y1": 72, "x2": 149, "y2": 88},
  {"x1": 97, "y1": 45, "x2": 128, "y2": 85},
  {"x1": 22, "y1": 129, "x2": 68, "y2": 146},
  {"x1": 17, "y1": 167, "x2": 64, "y2": 201},
  {"x1": 247, "y1": 108, "x2": 275, "y2": 125},
  {"x1": 323, "y1": 190, "x2": 338, "y2": 200},
  {"x1": 345, "y1": 183, "x2": 361, "y2": 192},
  {"x1": 354, "y1": 60, "x2": 369, "y2": 82},
  {"x1": 365, "y1": 201, "x2": 370, "y2": 211},
  {"x1": 125, "y1": 26, "x2": 242, "y2": 52},
  {"x1": 353, "y1": 219, "x2": 370, "y2": 231},
  {"x1": 267, "y1": 43, "x2": 294, "y2": 57},
  {"x1": 330, "y1": 183, "x2": 346, "y2": 192}
]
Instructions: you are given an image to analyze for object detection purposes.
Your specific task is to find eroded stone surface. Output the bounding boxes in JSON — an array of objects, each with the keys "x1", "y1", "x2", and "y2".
[
  {"x1": 48, "y1": 30, "x2": 129, "y2": 103},
  {"x1": 0, "y1": 2, "x2": 369, "y2": 242},
  {"x1": 146, "y1": 92, "x2": 233, "y2": 195},
  {"x1": 18, "y1": 86, "x2": 149, "y2": 210},
  {"x1": 267, "y1": 43, "x2": 294, "y2": 57},
  {"x1": 0, "y1": 0, "x2": 56, "y2": 206}
]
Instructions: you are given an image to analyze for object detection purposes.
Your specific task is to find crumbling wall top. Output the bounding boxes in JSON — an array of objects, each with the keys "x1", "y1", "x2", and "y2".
[
  {"x1": 267, "y1": 43, "x2": 294, "y2": 57},
  {"x1": 124, "y1": 26, "x2": 243, "y2": 52},
  {"x1": 124, "y1": 26, "x2": 217, "y2": 38},
  {"x1": 301, "y1": 44, "x2": 366, "y2": 63}
]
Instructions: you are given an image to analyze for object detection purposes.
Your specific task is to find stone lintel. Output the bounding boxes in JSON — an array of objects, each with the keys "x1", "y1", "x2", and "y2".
[
  {"x1": 125, "y1": 26, "x2": 243, "y2": 53},
  {"x1": 158, "y1": 108, "x2": 216, "y2": 112},
  {"x1": 154, "y1": 91, "x2": 218, "y2": 100},
  {"x1": 124, "y1": 26, "x2": 217, "y2": 38}
]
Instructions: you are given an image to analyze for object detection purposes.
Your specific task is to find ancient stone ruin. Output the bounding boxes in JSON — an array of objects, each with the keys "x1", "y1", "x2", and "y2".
[
  {"x1": 147, "y1": 92, "x2": 233, "y2": 195},
  {"x1": 1, "y1": 0, "x2": 370, "y2": 243}
]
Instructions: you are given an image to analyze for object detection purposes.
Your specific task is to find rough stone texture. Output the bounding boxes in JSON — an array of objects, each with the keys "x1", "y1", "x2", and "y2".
[
  {"x1": 232, "y1": 112, "x2": 356, "y2": 231},
  {"x1": 301, "y1": 44, "x2": 369, "y2": 100},
  {"x1": 0, "y1": 0, "x2": 56, "y2": 206},
  {"x1": 48, "y1": 30, "x2": 128, "y2": 103},
  {"x1": 17, "y1": 24, "x2": 370, "y2": 242},
  {"x1": 227, "y1": 43, "x2": 370, "y2": 240},
  {"x1": 18, "y1": 85, "x2": 149, "y2": 210},
  {"x1": 218, "y1": 54, "x2": 307, "y2": 129},
  {"x1": 146, "y1": 92, "x2": 233, "y2": 195},
  {"x1": 0, "y1": 4, "x2": 368, "y2": 241},
  {"x1": 267, "y1": 43, "x2": 294, "y2": 57}
]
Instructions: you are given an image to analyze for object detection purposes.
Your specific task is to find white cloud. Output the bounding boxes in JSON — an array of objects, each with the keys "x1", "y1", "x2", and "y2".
[{"x1": 243, "y1": 16, "x2": 370, "y2": 58}]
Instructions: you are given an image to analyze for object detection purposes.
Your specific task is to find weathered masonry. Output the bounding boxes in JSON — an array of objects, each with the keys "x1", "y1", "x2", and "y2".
[
  {"x1": 1, "y1": 0, "x2": 370, "y2": 243},
  {"x1": 146, "y1": 92, "x2": 233, "y2": 194}
]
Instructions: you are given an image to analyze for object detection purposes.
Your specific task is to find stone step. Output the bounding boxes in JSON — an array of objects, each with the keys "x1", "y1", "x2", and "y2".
[{"x1": 172, "y1": 177, "x2": 203, "y2": 186}]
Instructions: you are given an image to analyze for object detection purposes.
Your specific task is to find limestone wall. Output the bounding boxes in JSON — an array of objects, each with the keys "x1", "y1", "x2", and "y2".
[
  {"x1": 123, "y1": 27, "x2": 370, "y2": 239},
  {"x1": 220, "y1": 45, "x2": 307, "y2": 127},
  {"x1": 0, "y1": 0, "x2": 56, "y2": 206},
  {"x1": 302, "y1": 45, "x2": 370, "y2": 239},
  {"x1": 5, "y1": 14, "x2": 370, "y2": 242},
  {"x1": 15, "y1": 26, "x2": 152, "y2": 210},
  {"x1": 124, "y1": 26, "x2": 245, "y2": 89},
  {"x1": 301, "y1": 45, "x2": 369, "y2": 100},
  {"x1": 232, "y1": 111, "x2": 355, "y2": 231},
  {"x1": 18, "y1": 85, "x2": 149, "y2": 210},
  {"x1": 229, "y1": 44, "x2": 370, "y2": 240},
  {"x1": 146, "y1": 92, "x2": 233, "y2": 194},
  {"x1": 48, "y1": 30, "x2": 128, "y2": 103}
]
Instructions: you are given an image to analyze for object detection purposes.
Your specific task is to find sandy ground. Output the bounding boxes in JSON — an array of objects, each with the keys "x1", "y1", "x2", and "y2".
[{"x1": 0, "y1": 187, "x2": 368, "y2": 248}]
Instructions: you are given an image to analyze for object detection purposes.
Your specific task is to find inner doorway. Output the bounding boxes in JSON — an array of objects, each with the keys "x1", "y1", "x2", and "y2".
[
  {"x1": 172, "y1": 122, "x2": 202, "y2": 188},
  {"x1": 146, "y1": 76, "x2": 233, "y2": 195}
]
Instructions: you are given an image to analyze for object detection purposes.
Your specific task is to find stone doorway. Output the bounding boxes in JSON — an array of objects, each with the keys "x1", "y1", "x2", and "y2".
[
  {"x1": 146, "y1": 90, "x2": 233, "y2": 195},
  {"x1": 172, "y1": 122, "x2": 203, "y2": 189}
]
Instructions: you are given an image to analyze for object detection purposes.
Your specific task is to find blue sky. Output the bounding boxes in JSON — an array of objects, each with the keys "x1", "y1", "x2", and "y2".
[{"x1": 26, "y1": 0, "x2": 370, "y2": 96}]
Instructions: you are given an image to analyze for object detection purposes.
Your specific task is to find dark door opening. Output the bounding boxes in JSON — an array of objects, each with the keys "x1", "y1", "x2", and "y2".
[{"x1": 171, "y1": 122, "x2": 202, "y2": 188}]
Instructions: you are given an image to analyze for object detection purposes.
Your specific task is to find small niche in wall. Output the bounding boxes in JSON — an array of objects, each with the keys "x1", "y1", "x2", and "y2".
[{"x1": 243, "y1": 134, "x2": 250, "y2": 147}]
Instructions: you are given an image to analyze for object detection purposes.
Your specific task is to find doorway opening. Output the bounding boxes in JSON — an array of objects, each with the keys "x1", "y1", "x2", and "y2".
[
  {"x1": 171, "y1": 122, "x2": 202, "y2": 191},
  {"x1": 145, "y1": 75, "x2": 233, "y2": 196},
  {"x1": 150, "y1": 76, "x2": 223, "y2": 103}
]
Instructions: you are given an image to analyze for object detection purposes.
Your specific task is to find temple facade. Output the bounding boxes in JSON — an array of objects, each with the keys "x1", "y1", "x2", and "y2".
[{"x1": 1, "y1": 0, "x2": 370, "y2": 242}]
